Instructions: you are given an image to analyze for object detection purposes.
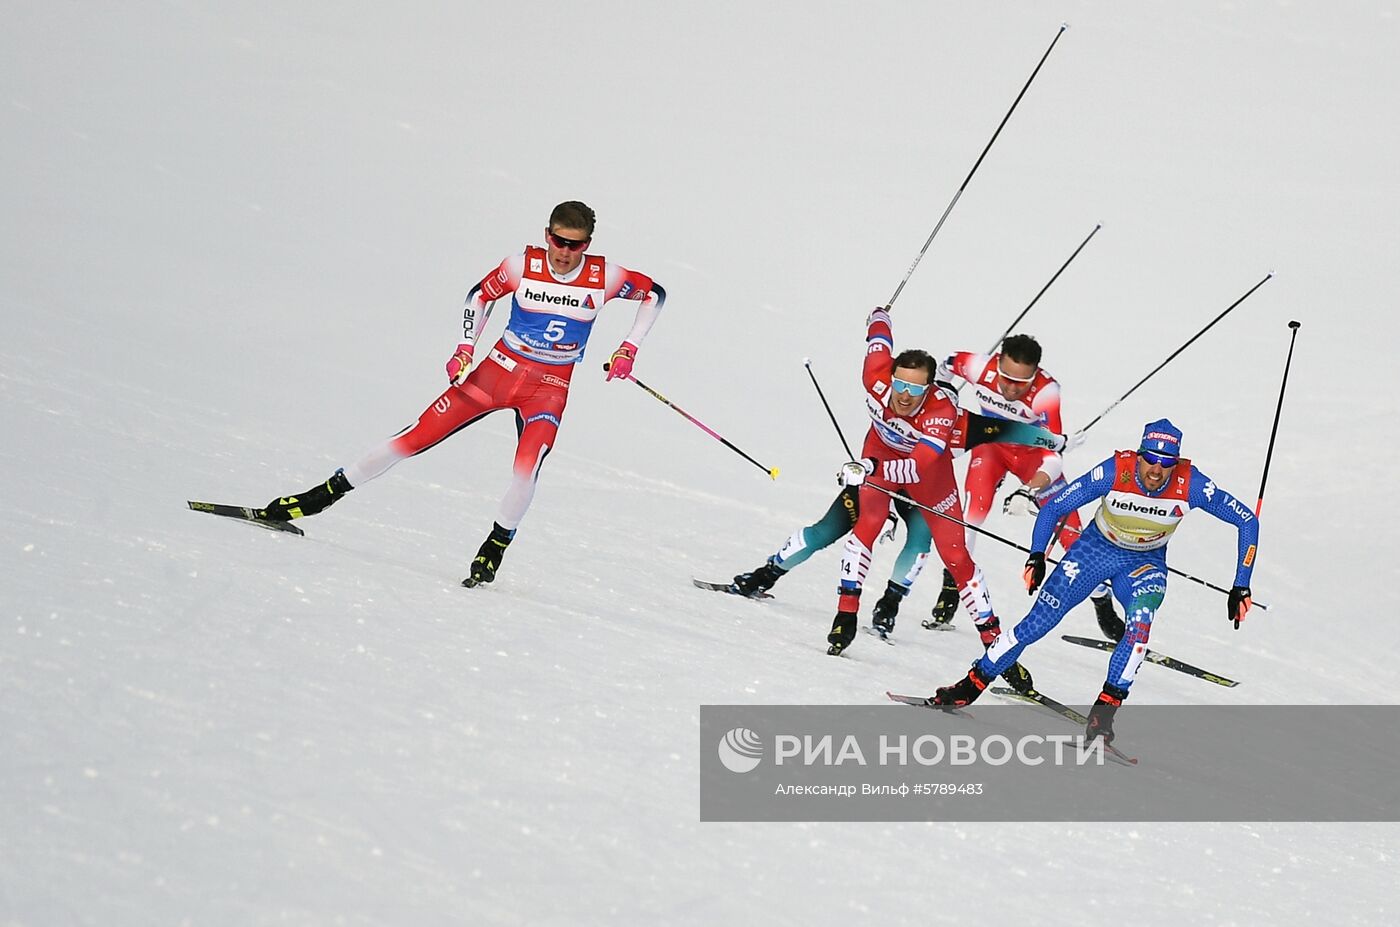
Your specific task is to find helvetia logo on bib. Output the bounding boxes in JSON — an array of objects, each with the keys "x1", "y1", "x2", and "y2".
[{"x1": 717, "y1": 727, "x2": 763, "y2": 773}]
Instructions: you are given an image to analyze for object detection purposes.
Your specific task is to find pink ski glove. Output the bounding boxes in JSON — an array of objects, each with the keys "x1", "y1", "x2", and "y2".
[
  {"x1": 446, "y1": 343, "x2": 474, "y2": 385},
  {"x1": 606, "y1": 341, "x2": 639, "y2": 381}
]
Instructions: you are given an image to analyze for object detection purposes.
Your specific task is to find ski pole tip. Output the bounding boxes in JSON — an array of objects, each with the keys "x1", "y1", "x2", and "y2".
[
  {"x1": 1288, "y1": 320, "x2": 1301, "y2": 329},
  {"x1": 802, "y1": 357, "x2": 812, "y2": 367},
  {"x1": 602, "y1": 361, "x2": 611, "y2": 372},
  {"x1": 769, "y1": 467, "x2": 780, "y2": 480}
]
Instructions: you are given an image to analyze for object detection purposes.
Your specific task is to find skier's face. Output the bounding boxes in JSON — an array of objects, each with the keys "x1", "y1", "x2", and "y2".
[
  {"x1": 889, "y1": 365, "x2": 930, "y2": 416},
  {"x1": 545, "y1": 225, "x2": 591, "y2": 276},
  {"x1": 996, "y1": 357, "x2": 1037, "y2": 401},
  {"x1": 1136, "y1": 453, "x2": 1177, "y2": 492}
]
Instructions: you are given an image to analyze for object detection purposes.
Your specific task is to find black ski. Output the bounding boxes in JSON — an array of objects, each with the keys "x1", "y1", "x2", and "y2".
[
  {"x1": 989, "y1": 687, "x2": 1137, "y2": 765},
  {"x1": 989, "y1": 686, "x2": 1088, "y2": 725},
  {"x1": 919, "y1": 619, "x2": 957, "y2": 632},
  {"x1": 692, "y1": 579, "x2": 773, "y2": 600},
  {"x1": 1060, "y1": 634, "x2": 1239, "y2": 687},
  {"x1": 187, "y1": 501, "x2": 305, "y2": 536}
]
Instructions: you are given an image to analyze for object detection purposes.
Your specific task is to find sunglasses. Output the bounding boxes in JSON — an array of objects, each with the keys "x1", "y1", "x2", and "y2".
[
  {"x1": 1138, "y1": 448, "x2": 1179, "y2": 468},
  {"x1": 891, "y1": 377, "x2": 929, "y2": 397},
  {"x1": 996, "y1": 363, "x2": 1036, "y2": 384},
  {"x1": 547, "y1": 230, "x2": 590, "y2": 252}
]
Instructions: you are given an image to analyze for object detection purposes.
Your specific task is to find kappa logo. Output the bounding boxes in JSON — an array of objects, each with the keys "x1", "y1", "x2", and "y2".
[
  {"x1": 1203, "y1": 478, "x2": 1217, "y2": 501},
  {"x1": 1061, "y1": 560, "x2": 1081, "y2": 585}
]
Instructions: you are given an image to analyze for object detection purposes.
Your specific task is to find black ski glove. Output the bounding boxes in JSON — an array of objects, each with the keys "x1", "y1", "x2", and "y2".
[
  {"x1": 1023, "y1": 552, "x2": 1047, "y2": 594},
  {"x1": 1228, "y1": 585, "x2": 1252, "y2": 629}
]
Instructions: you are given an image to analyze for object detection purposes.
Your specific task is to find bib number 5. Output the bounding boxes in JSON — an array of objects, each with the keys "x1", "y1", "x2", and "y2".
[{"x1": 543, "y1": 319, "x2": 567, "y2": 343}]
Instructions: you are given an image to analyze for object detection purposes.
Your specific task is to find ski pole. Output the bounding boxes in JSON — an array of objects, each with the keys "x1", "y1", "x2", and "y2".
[
  {"x1": 603, "y1": 363, "x2": 779, "y2": 479},
  {"x1": 885, "y1": 23, "x2": 1068, "y2": 311},
  {"x1": 988, "y1": 223, "x2": 1101, "y2": 353},
  {"x1": 803, "y1": 358, "x2": 855, "y2": 459},
  {"x1": 1077, "y1": 272, "x2": 1273, "y2": 435},
  {"x1": 1255, "y1": 320, "x2": 1301, "y2": 517},
  {"x1": 801, "y1": 362, "x2": 1266, "y2": 607}
]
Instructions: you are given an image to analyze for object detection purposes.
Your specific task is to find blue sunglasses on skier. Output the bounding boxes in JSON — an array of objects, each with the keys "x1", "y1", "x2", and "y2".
[{"x1": 891, "y1": 376, "x2": 929, "y2": 397}]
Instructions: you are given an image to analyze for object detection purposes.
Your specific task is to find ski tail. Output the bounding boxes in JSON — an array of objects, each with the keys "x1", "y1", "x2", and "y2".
[{"x1": 1059, "y1": 634, "x2": 1239, "y2": 687}]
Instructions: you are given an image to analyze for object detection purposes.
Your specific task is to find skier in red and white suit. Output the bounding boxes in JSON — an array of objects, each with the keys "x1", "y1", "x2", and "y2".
[
  {"x1": 261, "y1": 201, "x2": 665, "y2": 587},
  {"x1": 825, "y1": 308, "x2": 1005, "y2": 656},
  {"x1": 923, "y1": 339, "x2": 1114, "y2": 632}
]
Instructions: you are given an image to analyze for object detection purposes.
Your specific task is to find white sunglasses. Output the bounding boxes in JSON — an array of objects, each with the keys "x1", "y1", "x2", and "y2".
[{"x1": 996, "y1": 363, "x2": 1036, "y2": 384}]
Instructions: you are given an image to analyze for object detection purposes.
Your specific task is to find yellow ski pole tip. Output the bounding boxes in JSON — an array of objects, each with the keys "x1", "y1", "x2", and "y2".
[{"x1": 769, "y1": 467, "x2": 780, "y2": 480}]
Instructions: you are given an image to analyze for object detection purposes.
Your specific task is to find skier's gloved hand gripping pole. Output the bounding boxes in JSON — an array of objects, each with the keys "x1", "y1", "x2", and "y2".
[
  {"x1": 883, "y1": 23, "x2": 1068, "y2": 312},
  {"x1": 602, "y1": 362, "x2": 779, "y2": 479},
  {"x1": 802, "y1": 360, "x2": 1270, "y2": 610}
]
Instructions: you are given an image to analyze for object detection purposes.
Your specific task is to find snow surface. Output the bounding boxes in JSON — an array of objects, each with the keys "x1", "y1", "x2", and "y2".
[{"x1": 3, "y1": 2, "x2": 1399, "y2": 925}]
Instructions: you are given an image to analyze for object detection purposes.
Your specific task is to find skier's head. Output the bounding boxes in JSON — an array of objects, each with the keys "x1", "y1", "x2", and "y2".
[
  {"x1": 996, "y1": 334, "x2": 1042, "y2": 401},
  {"x1": 1137, "y1": 418, "x2": 1183, "y2": 491},
  {"x1": 545, "y1": 201, "x2": 596, "y2": 275},
  {"x1": 889, "y1": 348, "x2": 936, "y2": 416}
]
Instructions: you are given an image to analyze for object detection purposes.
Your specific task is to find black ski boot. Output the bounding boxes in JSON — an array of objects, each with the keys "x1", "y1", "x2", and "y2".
[
  {"x1": 1093, "y1": 592, "x2": 1125, "y2": 642},
  {"x1": 731, "y1": 559, "x2": 785, "y2": 597},
  {"x1": 1001, "y1": 661, "x2": 1035, "y2": 695},
  {"x1": 922, "y1": 569, "x2": 960, "y2": 629},
  {"x1": 462, "y1": 522, "x2": 516, "y2": 588},
  {"x1": 1084, "y1": 683, "x2": 1128, "y2": 744},
  {"x1": 827, "y1": 610, "x2": 859, "y2": 656},
  {"x1": 930, "y1": 663, "x2": 991, "y2": 707},
  {"x1": 871, "y1": 580, "x2": 907, "y2": 637},
  {"x1": 263, "y1": 469, "x2": 354, "y2": 521}
]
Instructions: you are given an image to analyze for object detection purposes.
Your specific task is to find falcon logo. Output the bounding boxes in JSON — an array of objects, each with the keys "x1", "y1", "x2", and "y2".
[{"x1": 1061, "y1": 560, "x2": 1081, "y2": 585}]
